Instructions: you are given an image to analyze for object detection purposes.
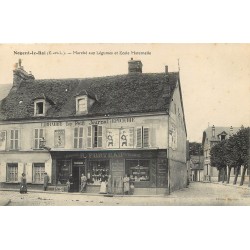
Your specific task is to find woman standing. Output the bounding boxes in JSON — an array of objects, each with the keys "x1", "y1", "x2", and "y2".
[
  {"x1": 99, "y1": 174, "x2": 107, "y2": 194},
  {"x1": 20, "y1": 173, "x2": 27, "y2": 194},
  {"x1": 123, "y1": 174, "x2": 130, "y2": 195}
]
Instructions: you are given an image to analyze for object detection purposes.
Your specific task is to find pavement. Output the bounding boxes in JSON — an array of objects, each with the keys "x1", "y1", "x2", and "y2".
[{"x1": 0, "y1": 182, "x2": 249, "y2": 206}]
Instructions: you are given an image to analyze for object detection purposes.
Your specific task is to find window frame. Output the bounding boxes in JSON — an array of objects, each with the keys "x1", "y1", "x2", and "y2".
[
  {"x1": 125, "y1": 159, "x2": 150, "y2": 182},
  {"x1": 32, "y1": 163, "x2": 45, "y2": 184},
  {"x1": 87, "y1": 125, "x2": 103, "y2": 148},
  {"x1": 73, "y1": 127, "x2": 84, "y2": 148},
  {"x1": 34, "y1": 99, "x2": 46, "y2": 116},
  {"x1": 34, "y1": 128, "x2": 45, "y2": 149},
  {"x1": 10, "y1": 129, "x2": 20, "y2": 150},
  {"x1": 136, "y1": 126, "x2": 150, "y2": 148},
  {"x1": 6, "y1": 163, "x2": 18, "y2": 182},
  {"x1": 76, "y1": 95, "x2": 88, "y2": 114}
]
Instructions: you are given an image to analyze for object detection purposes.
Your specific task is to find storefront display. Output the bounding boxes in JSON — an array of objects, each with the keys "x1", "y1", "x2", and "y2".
[
  {"x1": 87, "y1": 160, "x2": 110, "y2": 185},
  {"x1": 125, "y1": 160, "x2": 150, "y2": 182},
  {"x1": 57, "y1": 160, "x2": 71, "y2": 184}
]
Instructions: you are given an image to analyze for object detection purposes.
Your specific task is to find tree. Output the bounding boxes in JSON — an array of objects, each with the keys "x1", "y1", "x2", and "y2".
[
  {"x1": 189, "y1": 142, "x2": 203, "y2": 156},
  {"x1": 210, "y1": 140, "x2": 227, "y2": 183}
]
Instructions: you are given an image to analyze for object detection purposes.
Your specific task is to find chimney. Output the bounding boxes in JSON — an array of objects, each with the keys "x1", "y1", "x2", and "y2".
[
  {"x1": 229, "y1": 126, "x2": 233, "y2": 136},
  {"x1": 12, "y1": 59, "x2": 35, "y2": 89},
  {"x1": 165, "y1": 65, "x2": 168, "y2": 74},
  {"x1": 212, "y1": 125, "x2": 215, "y2": 137},
  {"x1": 128, "y1": 58, "x2": 143, "y2": 73}
]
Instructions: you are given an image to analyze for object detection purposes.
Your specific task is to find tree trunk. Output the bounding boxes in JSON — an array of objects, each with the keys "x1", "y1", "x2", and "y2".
[
  {"x1": 227, "y1": 166, "x2": 232, "y2": 184},
  {"x1": 218, "y1": 169, "x2": 221, "y2": 182},
  {"x1": 240, "y1": 166, "x2": 247, "y2": 186},
  {"x1": 233, "y1": 166, "x2": 239, "y2": 185},
  {"x1": 222, "y1": 167, "x2": 226, "y2": 183}
]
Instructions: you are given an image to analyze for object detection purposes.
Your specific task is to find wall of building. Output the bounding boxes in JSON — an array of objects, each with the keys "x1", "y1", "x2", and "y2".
[
  {"x1": 0, "y1": 114, "x2": 168, "y2": 151},
  {"x1": 168, "y1": 82, "x2": 187, "y2": 190}
]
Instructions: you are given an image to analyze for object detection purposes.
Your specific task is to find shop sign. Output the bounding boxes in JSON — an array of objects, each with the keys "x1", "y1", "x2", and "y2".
[{"x1": 54, "y1": 129, "x2": 65, "y2": 148}]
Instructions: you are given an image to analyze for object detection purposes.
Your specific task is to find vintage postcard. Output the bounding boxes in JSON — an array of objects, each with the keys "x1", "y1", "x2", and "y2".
[{"x1": 0, "y1": 43, "x2": 249, "y2": 206}]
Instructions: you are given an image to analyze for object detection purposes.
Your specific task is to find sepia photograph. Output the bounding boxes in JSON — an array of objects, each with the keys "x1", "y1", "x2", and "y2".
[{"x1": 0, "y1": 43, "x2": 249, "y2": 206}]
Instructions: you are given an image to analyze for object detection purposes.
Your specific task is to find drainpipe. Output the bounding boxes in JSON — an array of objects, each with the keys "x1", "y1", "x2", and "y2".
[{"x1": 167, "y1": 112, "x2": 171, "y2": 195}]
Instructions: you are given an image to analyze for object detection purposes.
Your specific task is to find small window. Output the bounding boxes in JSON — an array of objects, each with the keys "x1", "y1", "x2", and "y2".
[
  {"x1": 221, "y1": 135, "x2": 226, "y2": 141},
  {"x1": 33, "y1": 163, "x2": 45, "y2": 184},
  {"x1": 76, "y1": 96, "x2": 87, "y2": 113},
  {"x1": 34, "y1": 100, "x2": 45, "y2": 116},
  {"x1": 125, "y1": 160, "x2": 150, "y2": 182},
  {"x1": 7, "y1": 163, "x2": 18, "y2": 182},
  {"x1": 136, "y1": 127, "x2": 150, "y2": 148}
]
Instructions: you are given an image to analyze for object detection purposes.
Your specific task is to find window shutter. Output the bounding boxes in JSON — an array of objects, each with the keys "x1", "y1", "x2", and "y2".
[
  {"x1": 74, "y1": 128, "x2": 78, "y2": 148},
  {"x1": 18, "y1": 163, "x2": 23, "y2": 181},
  {"x1": 143, "y1": 128, "x2": 149, "y2": 148},
  {"x1": 87, "y1": 126, "x2": 92, "y2": 148},
  {"x1": 26, "y1": 163, "x2": 33, "y2": 183},
  {"x1": 97, "y1": 126, "x2": 102, "y2": 147},
  {"x1": 129, "y1": 128, "x2": 134, "y2": 147},
  {"x1": 10, "y1": 130, "x2": 14, "y2": 149},
  {"x1": 136, "y1": 128, "x2": 142, "y2": 148},
  {"x1": 15, "y1": 130, "x2": 19, "y2": 149},
  {"x1": 0, "y1": 162, "x2": 6, "y2": 182},
  {"x1": 34, "y1": 129, "x2": 39, "y2": 149}
]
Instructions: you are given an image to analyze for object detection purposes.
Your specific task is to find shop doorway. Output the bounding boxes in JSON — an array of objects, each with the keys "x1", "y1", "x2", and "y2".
[
  {"x1": 111, "y1": 159, "x2": 125, "y2": 194},
  {"x1": 72, "y1": 167, "x2": 80, "y2": 192}
]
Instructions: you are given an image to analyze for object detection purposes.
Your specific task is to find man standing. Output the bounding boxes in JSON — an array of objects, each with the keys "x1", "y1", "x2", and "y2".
[
  {"x1": 43, "y1": 172, "x2": 50, "y2": 191},
  {"x1": 80, "y1": 173, "x2": 87, "y2": 192}
]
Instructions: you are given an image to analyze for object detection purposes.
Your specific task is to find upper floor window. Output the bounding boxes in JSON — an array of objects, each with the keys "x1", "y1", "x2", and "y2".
[
  {"x1": 10, "y1": 129, "x2": 19, "y2": 150},
  {"x1": 136, "y1": 127, "x2": 150, "y2": 148},
  {"x1": 34, "y1": 99, "x2": 45, "y2": 116},
  {"x1": 74, "y1": 127, "x2": 84, "y2": 148},
  {"x1": 34, "y1": 128, "x2": 45, "y2": 149},
  {"x1": 76, "y1": 96, "x2": 87, "y2": 114},
  {"x1": 87, "y1": 125, "x2": 102, "y2": 148}
]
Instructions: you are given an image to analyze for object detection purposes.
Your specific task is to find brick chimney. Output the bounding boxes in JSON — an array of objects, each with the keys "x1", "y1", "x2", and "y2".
[
  {"x1": 12, "y1": 59, "x2": 35, "y2": 89},
  {"x1": 128, "y1": 58, "x2": 143, "y2": 73}
]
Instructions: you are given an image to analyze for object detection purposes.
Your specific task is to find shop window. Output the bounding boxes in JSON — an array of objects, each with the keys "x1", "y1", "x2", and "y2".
[
  {"x1": 87, "y1": 125, "x2": 102, "y2": 148},
  {"x1": 87, "y1": 160, "x2": 110, "y2": 185},
  {"x1": 136, "y1": 127, "x2": 149, "y2": 148},
  {"x1": 57, "y1": 160, "x2": 71, "y2": 184},
  {"x1": 74, "y1": 127, "x2": 84, "y2": 148},
  {"x1": 33, "y1": 163, "x2": 45, "y2": 184},
  {"x1": 10, "y1": 129, "x2": 19, "y2": 150},
  {"x1": 125, "y1": 160, "x2": 150, "y2": 182},
  {"x1": 7, "y1": 163, "x2": 18, "y2": 182},
  {"x1": 34, "y1": 100, "x2": 45, "y2": 116},
  {"x1": 34, "y1": 128, "x2": 45, "y2": 149}
]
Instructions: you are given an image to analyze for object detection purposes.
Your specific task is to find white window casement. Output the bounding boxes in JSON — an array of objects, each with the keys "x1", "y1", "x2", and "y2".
[
  {"x1": 87, "y1": 125, "x2": 103, "y2": 148},
  {"x1": 34, "y1": 99, "x2": 46, "y2": 116},
  {"x1": 34, "y1": 128, "x2": 45, "y2": 149},
  {"x1": 74, "y1": 127, "x2": 84, "y2": 148},
  {"x1": 10, "y1": 129, "x2": 19, "y2": 150},
  {"x1": 136, "y1": 127, "x2": 150, "y2": 148},
  {"x1": 33, "y1": 163, "x2": 45, "y2": 184},
  {"x1": 76, "y1": 96, "x2": 87, "y2": 114},
  {"x1": 7, "y1": 163, "x2": 18, "y2": 182}
]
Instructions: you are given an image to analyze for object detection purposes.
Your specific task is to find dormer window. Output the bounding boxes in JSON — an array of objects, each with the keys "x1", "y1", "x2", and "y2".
[
  {"x1": 34, "y1": 99, "x2": 45, "y2": 116},
  {"x1": 76, "y1": 96, "x2": 87, "y2": 114}
]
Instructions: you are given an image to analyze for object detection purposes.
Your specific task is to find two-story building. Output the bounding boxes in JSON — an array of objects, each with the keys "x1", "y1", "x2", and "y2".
[
  {"x1": 0, "y1": 58, "x2": 187, "y2": 195},
  {"x1": 202, "y1": 125, "x2": 241, "y2": 182}
]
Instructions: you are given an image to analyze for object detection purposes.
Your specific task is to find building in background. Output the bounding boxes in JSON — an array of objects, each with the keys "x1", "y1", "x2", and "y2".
[
  {"x1": 0, "y1": 59, "x2": 187, "y2": 195},
  {"x1": 190, "y1": 155, "x2": 204, "y2": 182},
  {"x1": 202, "y1": 125, "x2": 241, "y2": 182}
]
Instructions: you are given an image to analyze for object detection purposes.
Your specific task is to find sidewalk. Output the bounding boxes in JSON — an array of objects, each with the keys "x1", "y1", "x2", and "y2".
[
  {"x1": 0, "y1": 199, "x2": 11, "y2": 206},
  {"x1": 0, "y1": 187, "x2": 167, "y2": 198}
]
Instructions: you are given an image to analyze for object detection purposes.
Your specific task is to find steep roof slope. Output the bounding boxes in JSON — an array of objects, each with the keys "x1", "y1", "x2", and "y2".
[
  {"x1": 0, "y1": 73, "x2": 178, "y2": 121},
  {"x1": 0, "y1": 84, "x2": 12, "y2": 101}
]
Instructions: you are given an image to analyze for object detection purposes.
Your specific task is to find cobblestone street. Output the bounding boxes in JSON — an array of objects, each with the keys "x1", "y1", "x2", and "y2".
[{"x1": 1, "y1": 182, "x2": 250, "y2": 206}]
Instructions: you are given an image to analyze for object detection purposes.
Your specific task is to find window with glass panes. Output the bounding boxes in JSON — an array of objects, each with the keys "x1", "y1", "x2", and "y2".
[
  {"x1": 87, "y1": 125, "x2": 102, "y2": 148},
  {"x1": 7, "y1": 163, "x2": 18, "y2": 182},
  {"x1": 125, "y1": 160, "x2": 150, "y2": 182},
  {"x1": 136, "y1": 127, "x2": 149, "y2": 148},
  {"x1": 33, "y1": 163, "x2": 45, "y2": 183},
  {"x1": 34, "y1": 128, "x2": 45, "y2": 149},
  {"x1": 10, "y1": 129, "x2": 19, "y2": 150},
  {"x1": 74, "y1": 127, "x2": 84, "y2": 148}
]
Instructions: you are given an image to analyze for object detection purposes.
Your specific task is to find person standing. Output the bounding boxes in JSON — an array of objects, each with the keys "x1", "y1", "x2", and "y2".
[
  {"x1": 80, "y1": 173, "x2": 87, "y2": 192},
  {"x1": 99, "y1": 174, "x2": 107, "y2": 194},
  {"x1": 107, "y1": 175, "x2": 112, "y2": 194},
  {"x1": 20, "y1": 173, "x2": 27, "y2": 194},
  {"x1": 68, "y1": 174, "x2": 74, "y2": 192},
  {"x1": 43, "y1": 172, "x2": 50, "y2": 191},
  {"x1": 123, "y1": 174, "x2": 130, "y2": 195}
]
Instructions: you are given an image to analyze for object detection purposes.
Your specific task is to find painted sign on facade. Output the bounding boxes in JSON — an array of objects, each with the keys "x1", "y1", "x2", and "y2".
[
  {"x1": 169, "y1": 123, "x2": 177, "y2": 150},
  {"x1": 0, "y1": 131, "x2": 6, "y2": 150},
  {"x1": 106, "y1": 128, "x2": 120, "y2": 148},
  {"x1": 54, "y1": 129, "x2": 65, "y2": 148}
]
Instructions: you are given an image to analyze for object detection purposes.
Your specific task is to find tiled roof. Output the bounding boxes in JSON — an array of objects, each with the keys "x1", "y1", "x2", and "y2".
[
  {"x1": 202, "y1": 126, "x2": 241, "y2": 145},
  {"x1": 0, "y1": 84, "x2": 12, "y2": 101},
  {"x1": 0, "y1": 72, "x2": 178, "y2": 121}
]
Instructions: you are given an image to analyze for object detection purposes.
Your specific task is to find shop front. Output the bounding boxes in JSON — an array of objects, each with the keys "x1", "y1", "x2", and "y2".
[{"x1": 50, "y1": 149, "x2": 168, "y2": 195}]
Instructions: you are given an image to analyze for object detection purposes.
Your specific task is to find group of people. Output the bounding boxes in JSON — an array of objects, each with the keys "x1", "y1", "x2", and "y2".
[{"x1": 19, "y1": 172, "x2": 50, "y2": 194}]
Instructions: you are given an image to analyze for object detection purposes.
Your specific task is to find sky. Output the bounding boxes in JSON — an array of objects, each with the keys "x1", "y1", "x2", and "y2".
[{"x1": 0, "y1": 43, "x2": 249, "y2": 143}]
